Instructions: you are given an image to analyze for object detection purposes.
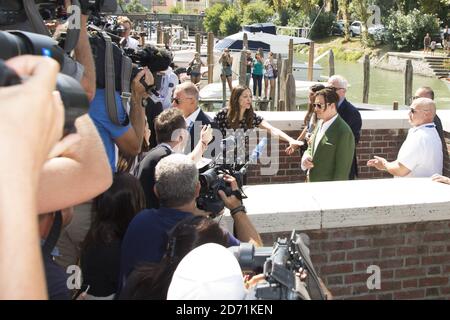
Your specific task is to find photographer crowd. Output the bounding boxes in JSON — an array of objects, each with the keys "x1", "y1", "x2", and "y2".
[{"x1": 1, "y1": 0, "x2": 448, "y2": 301}]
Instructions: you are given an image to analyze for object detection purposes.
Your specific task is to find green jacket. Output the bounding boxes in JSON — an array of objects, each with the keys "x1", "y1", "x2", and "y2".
[{"x1": 305, "y1": 115, "x2": 355, "y2": 182}]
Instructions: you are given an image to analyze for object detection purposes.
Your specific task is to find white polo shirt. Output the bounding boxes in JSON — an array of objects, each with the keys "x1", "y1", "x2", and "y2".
[{"x1": 397, "y1": 123, "x2": 443, "y2": 177}]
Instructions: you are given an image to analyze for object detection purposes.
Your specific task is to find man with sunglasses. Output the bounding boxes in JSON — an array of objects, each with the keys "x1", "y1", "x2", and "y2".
[
  {"x1": 301, "y1": 87, "x2": 355, "y2": 182},
  {"x1": 367, "y1": 97, "x2": 443, "y2": 177},
  {"x1": 172, "y1": 82, "x2": 216, "y2": 153}
]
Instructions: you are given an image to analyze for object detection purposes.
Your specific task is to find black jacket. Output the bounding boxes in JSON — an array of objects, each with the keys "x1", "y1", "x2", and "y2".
[
  {"x1": 137, "y1": 145, "x2": 172, "y2": 208},
  {"x1": 337, "y1": 99, "x2": 362, "y2": 179}
]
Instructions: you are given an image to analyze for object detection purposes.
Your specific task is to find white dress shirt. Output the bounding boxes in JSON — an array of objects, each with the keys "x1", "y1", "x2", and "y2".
[{"x1": 397, "y1": 122, "x2": 443, "y2": 177}]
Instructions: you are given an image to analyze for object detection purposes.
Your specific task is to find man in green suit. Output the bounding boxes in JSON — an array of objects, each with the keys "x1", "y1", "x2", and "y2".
[{"x1": 301, "y1": 87, "x2": 355, "y2": 182}]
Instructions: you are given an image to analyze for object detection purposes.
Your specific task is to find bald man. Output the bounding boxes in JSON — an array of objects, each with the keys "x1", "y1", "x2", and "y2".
[{"x1": 367, "y1": 98, "x2": 443, "y2": 177}]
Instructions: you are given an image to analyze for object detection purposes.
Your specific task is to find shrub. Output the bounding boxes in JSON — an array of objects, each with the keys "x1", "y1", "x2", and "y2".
[
  {"x1": 308, "y1": 8, "x2": 336, "y2": 40},
  {"x1": 242, "y1": 0, "x2": 274, "y2": 25},
  {"x1": 219, "y1": 7, "x2": 242, "y2": 36},
  {"x1": 204, "y1": 4, "x2": 227, "y2": 35},
  {"x1": 385, "y1": 9, "x2": 440, "y2": 51}
]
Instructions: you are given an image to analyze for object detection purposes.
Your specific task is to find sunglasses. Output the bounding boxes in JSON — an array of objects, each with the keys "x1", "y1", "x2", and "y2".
[
  {"x1": 171, "y1": 97, "x2": 192, "y2": 104},
  {"x1": 313, "y1": 103, "x2": 327, "y2": 110}
]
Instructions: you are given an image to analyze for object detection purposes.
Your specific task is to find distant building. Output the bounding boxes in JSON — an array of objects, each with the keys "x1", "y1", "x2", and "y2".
[{"x1": 135, "y1": 0, "x2": 229, "y2": 13}]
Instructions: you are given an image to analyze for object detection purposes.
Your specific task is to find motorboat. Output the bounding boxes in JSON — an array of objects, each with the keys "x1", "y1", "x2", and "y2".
[
  {"x1": 199, "y1": 78, "x2": 322, "y2": 106},
  {"x1": 214, "y1": 23, "x2": 323, "y2": 81}
]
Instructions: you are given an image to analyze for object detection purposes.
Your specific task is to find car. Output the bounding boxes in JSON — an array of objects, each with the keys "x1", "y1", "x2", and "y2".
[
  {"x1": 349, "y1": 21, "x2": 385, "y2": 40},
  {"x1": 330, "y1": 20, "x2": 347, "y2": 36}
]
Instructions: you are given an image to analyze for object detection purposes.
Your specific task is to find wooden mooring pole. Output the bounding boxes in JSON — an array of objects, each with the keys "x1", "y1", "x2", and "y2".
[
  {"x1": 363, "y1": 55, "x2": 370, "y2": 104},
  {"x1": 195, "y1": 33, "x2": 201, "y2": 53},
  {"x1": 404, "y1": 59, "x2": 413, "y2": 105},
  {"x1": 207, "y1": 32, "x2": 214, "y2": 84},
  {"x1": 329, "y1": 49, "x2": 335, "y2": 77},
  {"x1": 307, "y1": 41, "x2": 315, "y2": 81},
  {"x1": 239, "y1": 50, "x2": 247, "y2": 86}
]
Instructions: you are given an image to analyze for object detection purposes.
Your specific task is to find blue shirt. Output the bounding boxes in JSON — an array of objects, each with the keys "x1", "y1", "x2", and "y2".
[
  {"x1": 89, "y1": 89, "x2": 130, "y2": 172},
  {"x1": 118, "y1": 207, "x2": 240, "y2": 290}
]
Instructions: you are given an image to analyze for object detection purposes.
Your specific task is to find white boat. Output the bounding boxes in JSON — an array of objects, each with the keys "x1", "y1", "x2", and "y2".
[
  {"x1": 199, "y1": 79, "x2": 321, "y2": 106},
  {"x1": 214, "y1": 24, "x2": 323, "y2": 81}
]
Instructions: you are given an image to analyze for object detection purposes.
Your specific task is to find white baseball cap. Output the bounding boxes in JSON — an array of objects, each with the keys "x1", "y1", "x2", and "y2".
[{"x1": 167, "y1": 243, "x2": 245, "y2": 300}]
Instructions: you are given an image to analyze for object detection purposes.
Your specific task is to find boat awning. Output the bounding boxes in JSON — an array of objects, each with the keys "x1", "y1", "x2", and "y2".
[
  {"x1": 214, "y1": 31, "x2": 312, "y2": 55},
  {"x1": 215, "y1": 37, "x2": 270, "y2": 52}
]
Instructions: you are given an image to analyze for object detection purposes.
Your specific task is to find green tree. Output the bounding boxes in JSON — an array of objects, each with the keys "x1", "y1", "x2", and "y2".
[
  {"x1": 219, "y1": 7, "x2": 242, "y2": 36},
  {"x1": 385, "y1": 9, "x2": 440, "y2": 51},
  {"x1": 308, "y1": 8, "x2": 335, "y2": 40},
  {"x1": 203, "y1": 3, "x2": 227, "y2": 35},
  {"x1": 291, "y1": 0, "x2": 320, "y2": 16},
  {"x1": 125, "y1": 0, "x2": 148, "y2": 13},
  {"x1": 242, "y1": 0, "x2": 274, "y2": 26},
  {"x1": 349, "y1": 0, "x2": 371, "y2": 46},
  {"x1": 419, "y1": 0, "x2": 450, "y2": 23},
  {"x1": 337, "y1": 0, "x2": 351, "y2": 40},
  {"x1": 169, "y1": 5, "x2": 186, "y2": 14}
]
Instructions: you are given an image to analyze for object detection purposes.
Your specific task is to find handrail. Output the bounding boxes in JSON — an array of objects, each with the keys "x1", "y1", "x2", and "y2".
[{"x1": 313, "y1": 49, "x2": 330, "y2": 64}]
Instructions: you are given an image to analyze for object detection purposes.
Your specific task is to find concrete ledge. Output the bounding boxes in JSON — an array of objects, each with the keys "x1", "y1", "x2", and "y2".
[
  {"x1": 206, "y1": 110, "x2": 450, "y2": 132},
  {"x1": 222, "y1": 178, "x2": 450, "y2": 233}
]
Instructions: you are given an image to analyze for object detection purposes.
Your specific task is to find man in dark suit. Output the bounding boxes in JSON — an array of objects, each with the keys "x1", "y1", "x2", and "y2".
[
  {"x1": 137, "y1": 108, "x2": 187, "y2": 208},
  {"x1": 328, "y1": 75, "x2": 362, "y2": 180},
  {"x1": 171, "y1": 82, "x2": 217, "y2": 153},
  {"x1": 137, "y1": 108, "x2": 213, "y2": 208}
]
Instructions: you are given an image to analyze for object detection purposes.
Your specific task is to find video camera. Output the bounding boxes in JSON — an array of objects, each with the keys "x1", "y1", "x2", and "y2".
[
  {"x1": 197, "y1": 137, "x2": 267, "y2": 217},
  {"x1": 229, "y1": 230, "x2": 326, "y2": 300},
  {"x1": 127, "y1": 45, "x2": 172, "y2": 94},
  {"x1": 0, "y1": 30, "x2": 89, "y2": 132},
  {"x1": 35, "y1": 0, "x2": 117, "y2": 18}
]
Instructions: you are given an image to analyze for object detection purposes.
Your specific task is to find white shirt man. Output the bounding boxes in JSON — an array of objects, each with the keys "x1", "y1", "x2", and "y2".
[
  {"x1": 159, "y1": 67, "x2": 179, "y2": 110},
  {"x1": 367, "y1": 97, "x2": 443, "y2": 177}
]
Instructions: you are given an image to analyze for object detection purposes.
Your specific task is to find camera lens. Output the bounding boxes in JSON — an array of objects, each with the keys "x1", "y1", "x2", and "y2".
[{"x1": 0, "y1": 31, "x2": 65, "y2": 67}]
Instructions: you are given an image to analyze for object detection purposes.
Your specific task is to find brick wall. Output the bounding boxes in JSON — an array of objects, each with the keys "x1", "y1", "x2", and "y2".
[
  {"x1": 247, "y1": 128, "x2": 409, "y2": 184},
  {"x1": 260, "y1": 220, "x2": 450, "y2": 300}
]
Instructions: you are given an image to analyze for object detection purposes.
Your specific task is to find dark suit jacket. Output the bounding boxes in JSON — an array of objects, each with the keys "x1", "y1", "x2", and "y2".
[
  {"x1": 187, "y1": 109, "x2": 218, "y2": 153},
  {"x1": 136, "y1": 145, "x2": 172, "y2": 209},
  {"x1": 337, "y1": 98, "x2": 362, "y2": 179},
  {"x1": 305, "y1": 115, "x2": 355, "y2": 182}
]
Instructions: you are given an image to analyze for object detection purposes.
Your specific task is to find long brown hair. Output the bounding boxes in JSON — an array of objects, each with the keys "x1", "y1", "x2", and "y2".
[
  {"x1": 305, "y1": 84, "x2": 326, "y2": 126},
  {"x1": 226, "y1": 85, "x2": 254, "y2": 129}
]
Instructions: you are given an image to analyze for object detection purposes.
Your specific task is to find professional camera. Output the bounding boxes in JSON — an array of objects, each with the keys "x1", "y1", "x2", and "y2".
[
  {"x1": 197, "y1": 137, "x2": 267, "y2": 217},
  {"x1": 229, "y1": 230, "x2": 326, "y2": 300},
  {"x1": 35, "y1": 0, "x2": 117, "y2": 17},
  {"x1": 127, "y1": 45, "x2": 172, "y2": 92},
  {"x1": 197, "y1": 163, "x2": 246, "y2": 218},
  {"x1": 0, "y1": 30, "x2": 89, "y2": 132}
]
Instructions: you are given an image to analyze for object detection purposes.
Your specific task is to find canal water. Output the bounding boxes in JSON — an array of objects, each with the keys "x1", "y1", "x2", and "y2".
[{"x1": 297, "y1": 54, "x2": 449, "y2": 109}]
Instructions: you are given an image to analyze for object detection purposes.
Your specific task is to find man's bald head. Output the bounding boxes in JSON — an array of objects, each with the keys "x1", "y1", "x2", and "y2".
[
  {"x1": 409, "y1": 97, "x2": 436, "y2": 126},
  {"x1": 414, "y1": 87, "x2": 434, "y2": 100}
]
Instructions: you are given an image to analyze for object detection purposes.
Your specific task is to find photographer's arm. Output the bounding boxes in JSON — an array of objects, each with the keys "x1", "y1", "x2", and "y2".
[
  {"x1": 260, "y1": 120, "x2": 303, "y2": 151},
  {"x1": 0, "y1": 56, "x2": 64, "y2": 299},
  {"x1": 115, "y1": 69, "x2": 152, "y2": 156},
  {"x1": 73, "y1": 14, "x2": 96, "y2": 101},
  {"x1": 37, "y1": 114, "x2": 112, "y2": 214},
  {"x1": 189, "y1": 124, "x2": 212, "y2": 163},
  {"x1": 218, "y1": 175, "x2": 262, "y2": 247}
]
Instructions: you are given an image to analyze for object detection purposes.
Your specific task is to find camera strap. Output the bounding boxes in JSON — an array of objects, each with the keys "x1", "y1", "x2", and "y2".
[
  {"x1": 102, "y1": 31, "x2": 121, "y2": 126},
  {"x1": 41, "y1": 211, "x2": 63, "y2": 257},
  {"x1": 22, "y1": 0, "x2": 50, "y2": 37},
  {"x1": 120, "y1": 53, "x2": 132, "y2": 114}
]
